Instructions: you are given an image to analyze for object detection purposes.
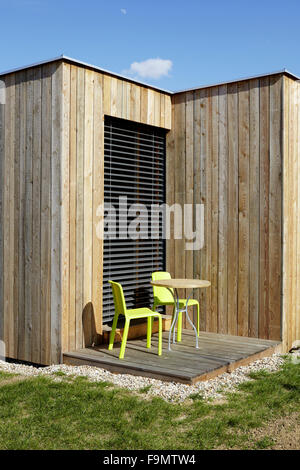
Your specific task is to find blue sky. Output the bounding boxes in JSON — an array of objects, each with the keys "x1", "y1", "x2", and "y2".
[{"x1": 1, "y1": 0, "x2": 300, "y2": 91}]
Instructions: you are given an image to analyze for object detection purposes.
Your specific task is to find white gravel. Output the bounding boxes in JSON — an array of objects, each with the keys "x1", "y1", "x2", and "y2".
[{"x1": 0, "y1": 353, "x2": 288, "y2": 402}]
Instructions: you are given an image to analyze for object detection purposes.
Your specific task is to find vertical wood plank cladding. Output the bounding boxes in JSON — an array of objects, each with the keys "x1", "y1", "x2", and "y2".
[
  {"x1": 75, "y1": 66, "x2": 85, "y2": 350},
  {"x1": 4, "y1": 74, "x2": 15, "y2": 357},
  {"x1": 125, "y1": 82, "x2": 131, "y2": 119},
  {"x1": 69, "y1": 65, "x2": 77, "y2": 352},
  {"x1": 0, "y1": 82, "x2": 4, "y2": 345},
  {"x1": 193, "y1": 90, "x2": 201, "y2": 326},
  {"x1": 154, "y1": 91, "x2": 161, "y2": 128},
  {"x1": 218, "y1": 85, "x2": 228, "y2": 334},
  {"x1": 238, "y1": 81, "x2": 250, "y2": 337},
  {"x1": 83, "y1": 69, "x2": 94, "y2": 345},
  {"x1": 3, "y1": 75, "x2": 9, "y2": 355},
  {"x1": 116, "y1": 79, "x2": 122, "y2": 118},
  {"x1": 199, "y1": 89, "x2": 208, "y2": 330},
  {"x1": 289, "y1": 80, "x2": 297, "y2": 350},
  {"x1": 92, "y1": 72, "x2": 104, "y2": 337},
  {"x1": 210, "y1": 88, "x2": 219, "y2": 332},
  {"x1": 24, "y1": 69, "x2": 33, "y2": 360},
  {"x1": 185, "y1": 92, "x2": 194, "y2": 327},
  {"x1": 103, "y1": 75, "x2": 111, "y2": 115},
  {"x1": 227, "y1": 83, "x2": 239, "y2": 336},
  {"x1": 31, "y1": 68, "x2": 42, "y2": 363},
  {"x1": 121, "y1": 80, "x2": 127, "y2": 119},
  {"x1": 40, "y1": 65, "x2": 52, "y2": 364},
  {"x1": 130, "y1": 84, "x2": 141, "y2": 122},
  {"x1": 205, "y1": 89, "x2": 212, "y2": 332},
  {"x1": 104, "y1": 76, "x2": 171, "y2": 128},
  {"x1": 51, "y1": 63, "x2": 63, "y2": 363},
  {"x1": 259, "y1": 77, "x2": 270, "y2": 339},
  {"x1": 160, "y1": 93, "x2": 165, "y2": 128},
  {"x1": 17, "y1": 73, "x2": 26, "y2": 361},
  {"x1": 165, "y1": 95, "x2": 172, "y2": 130},
  {"x1": 281, "y1": 75, "x2": 300, "y2": 351},
  {"x1": 13, "y1": 75, "x2": 21, "y2": 359},
  {"x1": 110, "y1": 77, "x2": 117, "y2": 116},
  {"x1": 9, "y1": 75, "x2": 16, "y2": 357},
  {"x1": 293, "y1": 81, "x2": 299, "y2": 346},
  {"x1": 286, "y1": 79, "x2": 296, "y2": 350},
  {"x1": 61, "y1": 63, "x2": 70, "y2": 353},
  {"x1": 166, "y1": 102, "x2": 175, "y2": 295},
  {"x1": 140, "y1": 87, "x2": 148, "y2": 124},
  {"x1": 249, "y1": 80, "x2": 260, "y2": 338},
  {"x1": 174, "y1": 93, "x2": 186, "y2": 306},
  {"x1": 147, "y1": 89, "x2": 155, "y2": 126},
  {"x1": 269, "y1": 76, "x2": 282, "y2": 341},
  {"x1": 282, "y1": 77, "x2": 290, "y2": 352},
  {"x1": 297, "y1": 83, "x2": 300, "y2": 343},
  {"x1": 291, "y1": 79, "x2": 297, "y2": 349},
  {"x1": 2, "y1": 75, "x2": 9, "y2": 354}
]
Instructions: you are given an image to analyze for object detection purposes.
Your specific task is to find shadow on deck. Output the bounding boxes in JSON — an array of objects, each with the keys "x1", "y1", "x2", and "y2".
[{"x1": 63, "y1": 330, "x2": 281, "y2": 384}]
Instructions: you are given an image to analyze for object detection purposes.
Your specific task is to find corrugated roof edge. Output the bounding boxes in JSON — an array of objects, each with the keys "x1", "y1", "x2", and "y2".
[
  {"x1": 0, "y1": 54, "x2": 173, "y2": 95},
  {"x1": 173, "y1": 68, "x2": 300, "y2": 94},
  {"x1": 0, "y1": 56, "x2": 299, "y2": 95}
]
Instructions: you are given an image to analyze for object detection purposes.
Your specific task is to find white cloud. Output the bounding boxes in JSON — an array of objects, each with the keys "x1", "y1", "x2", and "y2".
[
  {"x1": 121, "y1": 8, "x2": 127, "y2": 15},
  {"x1": 124, "y1": 58, "x2": 172, "y2": 80}
]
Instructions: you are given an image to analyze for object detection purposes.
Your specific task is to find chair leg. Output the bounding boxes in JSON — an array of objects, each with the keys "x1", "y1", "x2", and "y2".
[
  {"x1": 147, "y1": 317, "x2": 152, "y2": 349},
  {"x1": 108, "y1": 313, "x2": 119, "y2": 351},
  {"x1": 119, "y1": 319, "x2": 130, "y2": 359},
  {"x1": 177, "y1": 310, "x2": 182, "y2": 342},
  {"x1": 196, "y1": 302, "x2": 200, "y2": 336},
  {"x1": 158, "y1": 315, "x2": 162, "y2": 356}
]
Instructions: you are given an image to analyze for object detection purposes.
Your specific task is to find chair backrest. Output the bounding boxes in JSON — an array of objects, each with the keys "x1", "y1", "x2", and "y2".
[
  {"x1": 152, "y1": 271, "x2": 174, "y2": 303},
  {"x1": 108, "y1": 280, "x2": 127, "y2": 317}
]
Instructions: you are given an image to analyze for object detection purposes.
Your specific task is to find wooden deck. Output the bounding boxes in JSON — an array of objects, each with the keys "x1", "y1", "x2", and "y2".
[{"x1": 63, "y1": 330, "x2": 281, "y2": 384}]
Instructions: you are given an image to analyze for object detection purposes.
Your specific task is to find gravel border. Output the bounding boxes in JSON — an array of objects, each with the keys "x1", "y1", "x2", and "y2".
[{"x1": 0, "y1": 353, "x2": 290, "y2": 402}]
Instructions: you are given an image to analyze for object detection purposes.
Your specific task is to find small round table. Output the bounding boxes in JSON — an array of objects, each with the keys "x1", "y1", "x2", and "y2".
[{"x1": 150, "y1": 279, "x2": 211, "y2": 351}]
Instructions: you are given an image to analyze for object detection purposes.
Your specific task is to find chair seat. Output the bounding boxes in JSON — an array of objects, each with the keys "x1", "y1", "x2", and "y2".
[
  {"x1": 179, "y1": 298, "x2": 199, "y2": 307},
  {"x1": 126, "y1": 307, "x2": 160, "y2": 319},
  {"x1": 154, "y1": 298, "x2": 199, "y2": 307}
]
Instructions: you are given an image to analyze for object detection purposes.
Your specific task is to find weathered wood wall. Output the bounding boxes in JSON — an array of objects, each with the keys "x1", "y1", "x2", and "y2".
[
  {"x1": 1, "y1": 58, "x2": 299, "y2": 363},
  {"x1": 0, "y1": 63, "x2": 63, "y2": 364},
  {"x1": 282, "y1": 77, "x2": 300, "y2": 351},
  {"x1": 0, "y1": 59, "x2": 172, "y2": 364},
  {"x1": 167, "y1": 75, "x2": 284, "y2": 343}
]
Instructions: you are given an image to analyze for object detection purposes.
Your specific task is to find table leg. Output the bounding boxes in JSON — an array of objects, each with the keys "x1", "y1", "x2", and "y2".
[
  {"x1": 167, "y1": 288, "x2": 199, "y2": 350},
  {"x1": 185, "y1": 290, "x2": 199, "y2": 349},
  {"x1": 168, "y1": 288, "x2": 179, "y2": 351}
]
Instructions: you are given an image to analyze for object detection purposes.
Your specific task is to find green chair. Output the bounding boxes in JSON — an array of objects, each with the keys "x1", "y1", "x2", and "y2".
[
  {"x1": 152, "y1": 271, "x2": 200, "y2": 342},
  {"x1": 108, "y1": 280, "x2": 162, "y2": 359}
]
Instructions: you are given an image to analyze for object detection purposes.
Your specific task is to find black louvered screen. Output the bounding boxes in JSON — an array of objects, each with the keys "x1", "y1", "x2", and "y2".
[{"x1": 103, "y1": 116, "x2": 166, "y2": 323}]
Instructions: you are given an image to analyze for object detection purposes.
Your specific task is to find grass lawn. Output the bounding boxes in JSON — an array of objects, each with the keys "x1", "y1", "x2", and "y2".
[{"x1": 0, "y1": 358, "x2": 299, "y2": 450}]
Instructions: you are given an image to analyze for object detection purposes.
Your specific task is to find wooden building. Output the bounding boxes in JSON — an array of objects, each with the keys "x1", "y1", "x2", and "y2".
[{"x1": 0, "y1": 56, "x2": 299, "y2": 367}]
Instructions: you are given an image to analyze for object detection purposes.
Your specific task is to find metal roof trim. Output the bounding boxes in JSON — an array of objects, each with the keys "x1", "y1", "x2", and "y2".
[
  {"x1": 173, "y1": 68, "x2": 300, "y2": 94},
  {"x1": 0, "y1": 54, "x2": 173, "y2": 95},
  {"x1": 1, "y1": 56, "x2": 299, "y2": 96}
]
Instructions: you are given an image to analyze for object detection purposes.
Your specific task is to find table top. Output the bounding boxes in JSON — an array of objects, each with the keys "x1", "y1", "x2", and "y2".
[{"x1": 150, "y1": 278, "x2": 211, "y2": 289}]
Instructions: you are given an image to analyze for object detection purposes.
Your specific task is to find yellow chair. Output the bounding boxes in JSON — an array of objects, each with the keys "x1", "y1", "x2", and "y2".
[
  {"x1": 152, "y1": 271, "x2": 200, "y2": 341},
  {"x1": 108, "y1": 280, "x2": 162, "y2": 359}
]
